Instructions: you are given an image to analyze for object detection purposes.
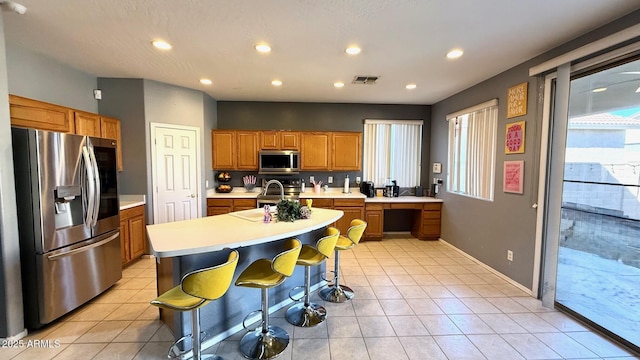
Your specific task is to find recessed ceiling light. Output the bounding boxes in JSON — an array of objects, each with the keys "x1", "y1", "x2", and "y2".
[
  {"x1": 406, "y1": 84, "x2": 417, "y2": 90},
  {"x1": 334, "y1": 82, "x2": 345, "y2": 88},
  {"x1": 151, "y1": 40, "x2": 172, "y2": 50},
  {"x1": 255, "y1": 43, "x2": 271, "y2": 53},
  {"x1": 200, "y1": 79, "x2": 212, "y2": 85},
  {"x1": 271, "y1": 80, "x2": 282, "y2": 86},
  {"x1": 592, "y1": 87, "x2": 607, "y2": 93},
  {"x1": 345, "y1": 46, "x2": 361, "y2": 55},
  {"x1": 446, "y1": 49, "x2": 463, "y2": 59}
]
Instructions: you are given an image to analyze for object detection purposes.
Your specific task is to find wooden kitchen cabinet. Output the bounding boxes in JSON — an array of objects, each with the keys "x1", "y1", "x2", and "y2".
[
  {"x1": 333, "y1": 198, "x2": 365, "y2": 235},
  {"x1": 260, "y1": 131, "x2": 300, "y2": 150},
  {"x1": 233, "y1": 198, "x2": 257, "y2": 211},
  {"x1": 207, "y1": 198, "x2": 233, "y2": 216},
  {"x1": 260, "y1": 131, "x2": 280, "y2": 149},
  {"x1": 364, "y1": 203, "x2": 384, "y2": 240},
  {"x1": 9, "y1": 95, "x2": 75, "y2": 133},
  {"x1": 280, "y1": 132, "x2": 300, "y2": 150},
  {"x1": 332, "y1": 132, "x2": 362, "y2": 171},
  {"x1": 301, "y1": 132, "x2": 330, "y2": 170},
  {"x1": 212, "y1": 130, "x2": 236, "y2": 169},
  {"x1": 100, "y1": 116, "x2": 123, "y2": 171},
  {"x1": 9, "y1": 95, "x2": 124, "y2": 171},
  {"x1": 74, "y1": 111, "x2": 101, "y2": 137},
  {"x1": 120, "y1": 205, "x2": 146, "y2": 266},
  {"x1": 411, "y1": 202, "x2": 442, "y2": 240},
  {"x1": 207, "y1": 198, "x2": 257, "y2": 215},
  {"x1": 212, "y1": 130, "x2": 259, "y2": 170},
  {"x1": 236, "y1": 131, "x2": 259, "y2": 169}
]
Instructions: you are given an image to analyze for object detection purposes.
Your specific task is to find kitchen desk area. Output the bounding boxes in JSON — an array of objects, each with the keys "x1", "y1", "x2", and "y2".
[{"x1": 208, "y1": 188, "x2": 443, "y2": 241}]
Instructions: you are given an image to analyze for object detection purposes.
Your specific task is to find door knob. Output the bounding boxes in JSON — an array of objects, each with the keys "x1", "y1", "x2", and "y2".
[{"x1": 189, "y1": 194, "x2": 196, "y2": 198}]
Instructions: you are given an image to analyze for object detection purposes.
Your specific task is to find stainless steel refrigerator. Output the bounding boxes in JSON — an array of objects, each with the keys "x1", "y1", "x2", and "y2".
[{"x1": 11, "y1": 127, "x2": 122, "y2": 329}]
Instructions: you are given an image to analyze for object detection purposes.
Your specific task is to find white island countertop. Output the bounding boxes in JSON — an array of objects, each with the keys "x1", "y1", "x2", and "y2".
[{"x1": 147, "y1": 207, "x2": 343, "y2": 258}]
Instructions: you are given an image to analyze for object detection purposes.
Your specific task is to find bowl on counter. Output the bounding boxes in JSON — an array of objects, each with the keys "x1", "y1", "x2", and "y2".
[
  {"x1": 216, "y1": 184, "x2": 233, "y2": 193},
  {"x1": 217, "y1": 172, "x2": 231, "y2": 182}
]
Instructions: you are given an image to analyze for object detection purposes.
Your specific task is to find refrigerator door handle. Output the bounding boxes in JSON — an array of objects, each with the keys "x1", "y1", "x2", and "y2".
[
  {"x1": 88, "y1": 144, "x2": 101, "y2": 227},
  {"x1": 46, "y1": 232, "x2": 119, "y2": 261},
  {"x1": 81, "y1": 146, "x2": 96, "y2": 227}
]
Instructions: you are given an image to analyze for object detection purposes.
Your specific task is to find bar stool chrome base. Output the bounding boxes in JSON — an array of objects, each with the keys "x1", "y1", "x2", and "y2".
[
  {"x1": 167, "y1": 331, "x2": 222, "y2": 360},
  {"x1": 319, "y1": 284, "x2": 354, "y2": 303},
  {"x1": 239, "y1": 326, "x2": 289, "y2": 359},
  {"x1": 285, "y1": 302, "x2": 326, "y2": 327}
]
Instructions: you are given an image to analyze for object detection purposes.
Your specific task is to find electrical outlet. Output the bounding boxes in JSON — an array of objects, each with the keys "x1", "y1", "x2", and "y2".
[
  {"x1": 205, "y1": 180, "x2": 209, "y2": 188},
  {"x1": 328, "y1": 176, "x2": 333, "y2": 184},
  {"x1": 507, "y1": 250, "x2": 513, "y2": 262},
  {"x1": 309, "y1": 176, "x2": 315, "y2": 183}
]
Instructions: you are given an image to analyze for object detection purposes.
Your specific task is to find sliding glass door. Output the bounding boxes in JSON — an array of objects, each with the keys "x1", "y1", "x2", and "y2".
[{"x1": 554, "y1": 58, "x2": 640, "y2": 350}]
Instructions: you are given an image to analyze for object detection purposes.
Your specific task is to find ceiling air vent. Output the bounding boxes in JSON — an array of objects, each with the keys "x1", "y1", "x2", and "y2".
[{"x1": 352, "y1": 75, "x2": 379, "y2": 85}]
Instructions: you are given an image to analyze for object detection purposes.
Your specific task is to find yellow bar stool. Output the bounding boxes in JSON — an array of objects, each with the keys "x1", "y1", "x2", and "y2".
[
  {"x1": 235, "y1": 239, "x2": 302, "y2": 359},
  {"x1": 319, "y1": 219, "x2": 367, "y2": 303},
  {"x1": 150, "y1": 249, "x2": 239, "y2": 360},
  {"x1": 285, "y1": 227, "x2": 340, "y2": 327}
]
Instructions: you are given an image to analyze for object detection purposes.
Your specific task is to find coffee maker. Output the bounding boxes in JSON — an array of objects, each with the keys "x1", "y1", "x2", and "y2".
[
  {"x1": 360, "y1": 181, "x2": 375, "y2": 197},
  {"x1": 383, "y1": 180, "x2": 399, "y2": 197}
]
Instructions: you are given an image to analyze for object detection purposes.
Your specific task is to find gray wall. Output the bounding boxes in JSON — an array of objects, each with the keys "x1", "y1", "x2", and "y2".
[
  {"x1": 217, "y1": 101, "x2": 431, "y2": 185},
  {"x1": 430, "y1": 10, "x2": 640, "y2": 289},
  {"x1": 0, "y1": 13, "x2": 25, "y2": 339},
  {"x1": 203, "y1": 93, "x2": 218, "y2": 189},
  {"x1": 98, "y1": 78, "x2": 217, "y2": 224},
  {"x1": 6, "y1": 43, "x2": 98, "y2": 113},
  {"x1": 143, "y1": 80, "x2": 213, "y2": 222},
  {"x1": 97, "y1": 78, "x2": 147, "y2": 196}
]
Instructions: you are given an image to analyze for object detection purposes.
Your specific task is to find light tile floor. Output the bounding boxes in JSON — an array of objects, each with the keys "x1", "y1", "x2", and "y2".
[{"x1": 4, "y1": 235, "x2": 639, "y2": 359}]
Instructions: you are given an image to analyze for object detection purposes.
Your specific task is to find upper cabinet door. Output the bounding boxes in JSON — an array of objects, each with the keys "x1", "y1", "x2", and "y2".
[
  {"x1": 9, "y1": 95, "x2": 75, "y2": 133},
  {"x1": 212, "y1": 130, "x2": 236, "y2": 169},
  {"x1": 100, "y1": 116, "x2": 123, "y2": 171},
  {"x1": 280, "y1": 131, "x2": 300, "y2": 150},
  {"x1": 74, "y1": 111, "x2": 101, "y2": 137},
  {"x1": 301, "y1": 132, "x2": 330, "y2": 170},
  {"x1": 236, "y1": 131, "x2": 259, "y2": 169},
  {"x1": 260, "y1": 131, "x2": 280, "y2": 149},
  {"x1": 332, "y1": 132, "x2": 362, "y2": 171}
]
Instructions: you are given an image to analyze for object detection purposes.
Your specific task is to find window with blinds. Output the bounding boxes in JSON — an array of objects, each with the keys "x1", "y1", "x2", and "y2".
[
  {"x1": 363, "y1": 120, "x2": 423, "y2": 188},
  {"x1": 447, "y1": 99, "x2": 498, "y2": 201}
]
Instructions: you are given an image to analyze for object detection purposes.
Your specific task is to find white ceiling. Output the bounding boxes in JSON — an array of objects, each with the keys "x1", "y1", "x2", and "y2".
[{"x1": 3, "y1": 0, "x2": 639, "y2": 105}]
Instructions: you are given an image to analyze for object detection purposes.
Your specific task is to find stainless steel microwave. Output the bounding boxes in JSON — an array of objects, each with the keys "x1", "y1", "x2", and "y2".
[{"x1": 259, "y1": 150, "x2": 300, "y2": 174}]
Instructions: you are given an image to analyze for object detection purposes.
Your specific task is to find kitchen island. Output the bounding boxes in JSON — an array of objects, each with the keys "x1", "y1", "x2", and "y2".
[{"x1": 146, "y1": 207, "x2": 343, "y2": 349}]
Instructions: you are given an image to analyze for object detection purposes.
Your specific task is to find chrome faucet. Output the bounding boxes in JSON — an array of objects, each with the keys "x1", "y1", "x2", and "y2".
[{"x1": 263, "y1": 179, "x2": 285, "y2": 200}]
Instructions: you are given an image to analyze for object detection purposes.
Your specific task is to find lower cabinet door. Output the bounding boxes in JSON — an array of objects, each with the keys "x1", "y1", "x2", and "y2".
[
  {"x1": 129, "y1": 214, "x2": 146, "y2": 259},
  {"x1": 120, "y1": 220, "x2": 130, "y2": 264}
]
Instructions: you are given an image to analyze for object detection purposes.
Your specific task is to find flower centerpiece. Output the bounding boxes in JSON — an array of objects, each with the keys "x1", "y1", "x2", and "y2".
[{"x1": 276, "y1": 199, "x2": 311, "y2": 222}]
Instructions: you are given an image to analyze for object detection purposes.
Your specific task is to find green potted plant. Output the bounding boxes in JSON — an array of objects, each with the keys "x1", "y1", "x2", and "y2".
[{"x1": 276, "y1": 200, "x2": 310, "y2": 222}]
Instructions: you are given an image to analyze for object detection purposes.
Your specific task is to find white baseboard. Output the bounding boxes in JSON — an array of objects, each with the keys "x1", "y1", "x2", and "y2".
[
  {"x1": 0, "y1": 329, "x2": 27, "y2": 342},
  {"x1": 438, "y1": 238, "x2": 533, "y2": 297}
]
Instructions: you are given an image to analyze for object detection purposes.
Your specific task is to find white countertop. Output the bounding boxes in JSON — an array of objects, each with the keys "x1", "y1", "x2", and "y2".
[
  {"x1": 206, "y1": 188, "x2": 262, "y2": 198},
  {"x1": 146, "y1": 207, "x2": 343, "y2": 258},
  {"x1": 365, "y1": 196, "x2": 443, "y2": 203},
  {"x1": 298, "y1": 189, "x2": 367, "y2": 199},
  {"x1": 119, "y1": 194, "x2": 146, "y2": 210}
]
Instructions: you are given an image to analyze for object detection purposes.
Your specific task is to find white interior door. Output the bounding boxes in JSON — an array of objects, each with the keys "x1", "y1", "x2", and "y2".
[{"x1": 151, "y1": 123, "x2": 201, "y2": 223}]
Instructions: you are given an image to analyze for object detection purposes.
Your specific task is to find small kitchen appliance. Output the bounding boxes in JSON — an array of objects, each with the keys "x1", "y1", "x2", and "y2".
[{"x1": 360, "y1": 181, "x2": 375, "y2": 198}]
